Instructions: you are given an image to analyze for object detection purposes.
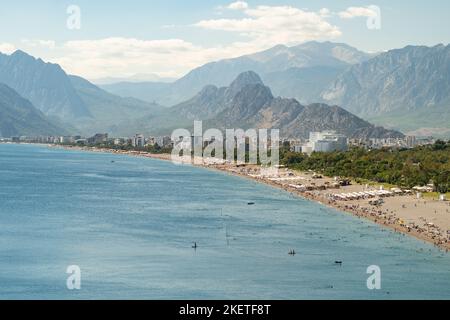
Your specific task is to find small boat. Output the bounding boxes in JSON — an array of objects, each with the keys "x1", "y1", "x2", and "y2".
[
  {"x1": 288, "y1": 250, "x2": 296, "y2": 256},
  {"x1": 335, "y1": 261, "x2": 343, "y2": 265},
  {"x1": 247, "y1": 202, "x2": 255, "y2": 205},
  {"x1": 192, "y1": 242, "x2": 198, "y2": 249}
]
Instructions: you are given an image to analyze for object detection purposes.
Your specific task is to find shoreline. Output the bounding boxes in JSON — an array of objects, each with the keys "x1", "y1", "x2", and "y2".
[{"x1": 48, "y1": 144, "x2": 450, "y2": 252}]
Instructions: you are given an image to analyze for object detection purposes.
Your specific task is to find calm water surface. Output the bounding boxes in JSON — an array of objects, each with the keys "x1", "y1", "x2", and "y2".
[{"x1": 0, "y1": 143, "x2": 449, "y2": 299}]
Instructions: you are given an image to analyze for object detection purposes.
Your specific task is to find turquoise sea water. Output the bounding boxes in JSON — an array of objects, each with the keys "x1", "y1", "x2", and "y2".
[{"x1": 0, "y1": 143, "x2": 449, "y2": 300}]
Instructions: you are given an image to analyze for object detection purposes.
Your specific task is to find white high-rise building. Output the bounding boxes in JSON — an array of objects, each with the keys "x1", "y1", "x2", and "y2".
[
  {"x1": 155, "y1": 136, "x2": 172, "y2": 148},
  {"x1": 302, "y1": 131, "x2": 348, "y2": 154},
  {"x1": 132, "y1": 134, "x2": 145, "y2": 147}
]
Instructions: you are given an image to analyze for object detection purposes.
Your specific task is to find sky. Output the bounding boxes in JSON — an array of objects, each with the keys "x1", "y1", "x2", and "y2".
[{"x1": 0, "y1": 0, "x2": 449, "y2": 80}]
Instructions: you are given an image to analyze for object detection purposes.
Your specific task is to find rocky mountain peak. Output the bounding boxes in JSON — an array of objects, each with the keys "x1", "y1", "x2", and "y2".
[
  {"x1": 228, "y1": 71, "x2": 264, "y2": 96},
  {"x1": 11, "y1": 49, "x2": 33, "y2": 59}
]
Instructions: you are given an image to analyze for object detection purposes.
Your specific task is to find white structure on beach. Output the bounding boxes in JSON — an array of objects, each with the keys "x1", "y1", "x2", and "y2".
[{"x1": 302, "y1": 131, "x2": 348, "y2": 154}]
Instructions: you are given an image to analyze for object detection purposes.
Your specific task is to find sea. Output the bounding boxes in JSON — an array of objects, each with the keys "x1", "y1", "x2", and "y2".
[{"x1": 0, "y1": 143, "x2": 449, "y2": 299}]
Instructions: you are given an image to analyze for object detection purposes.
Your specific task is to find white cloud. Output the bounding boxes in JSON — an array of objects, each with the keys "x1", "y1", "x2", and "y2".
[
  {"x1": 339, "y1": 6, "x2": 378, "y2": 19},
  {"x1": 50, "y1": 37, "x2": 264, "y2": 79},
  {"x1": 0, "y1": 43, "x2": 16, "y2": 54},
  {"x1": 53, "y1": 38, "x2": 205, "y2": 79},
  {"x1": 40, "y1": 4, "x2": 341, "y2": 80},
  {"x1": 5, "y1": 4, "x2": 342, "y2": 80},
  {"x1": 227, "y1": 1, "x2": 249, "y2": 10},
  {"x1": 51, "y1": 36, "x2": 285, "y2": 80},
  {"x1": 319, "y1": 8, "x2": 331, "y2": 18},
  {"x1": 21, "y1": 39, "x2": 56, "y2": 49},
  {"x1": 195, "y1": 5, "x2": 341, "y2": 48}
]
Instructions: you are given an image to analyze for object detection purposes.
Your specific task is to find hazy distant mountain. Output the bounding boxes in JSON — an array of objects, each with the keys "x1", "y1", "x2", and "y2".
[
  {"x1": 178, "y1": 41, "x2": 371, "y2": 90},
  {"x1": 92, "y1": 73, "x2": 176, "y2": 85},
  {"x1": 262, "y1": 66, "x2": 345, "y2": 104},
  {"x1": 135, "y1": 71, "x2": 403, "y2": 139},
  {"x1": 101, "y1": 41, "x2": 372, "y2": 106},
  {"x1": 0, "y1": 84, "x2": 65, "y2": 137},
  {"x1": 0, "y1": 50, "x2": 91, "y2": 121},
  {"x1": 100, "y1": 81, "x2": 172, "y2": 105},
  {"x1": 322, "y1": 44, "x2": 450, "y2": 136},
  {"x1": 68, "y1": 76, "x2": 164, "y2": 136}
]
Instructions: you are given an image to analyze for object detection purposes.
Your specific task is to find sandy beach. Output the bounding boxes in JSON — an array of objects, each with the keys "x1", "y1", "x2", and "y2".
[{"x1": 52, "y1": 145, "x2": 450, "y2": 252}]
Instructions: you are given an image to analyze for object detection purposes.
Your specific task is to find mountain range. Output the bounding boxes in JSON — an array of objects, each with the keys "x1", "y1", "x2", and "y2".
[
  {"x1": 0, "y1": 50, "x2": 164, "y2": 137},
  {"x1": 131, "y1": 71, "x2": 403, "y2": 139},
  {"x1": 321, "y1": 44, "x2": 450, "y2": 136},
  {"x1": 101, "y1": 41, "x2": 373, "y2": 106},
  {"x1": 101, "y1": 42, "x2": 450, "y2": 137},
  {"x1": 1, "y1": 41, "x2": 448, "y2": 139}
]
